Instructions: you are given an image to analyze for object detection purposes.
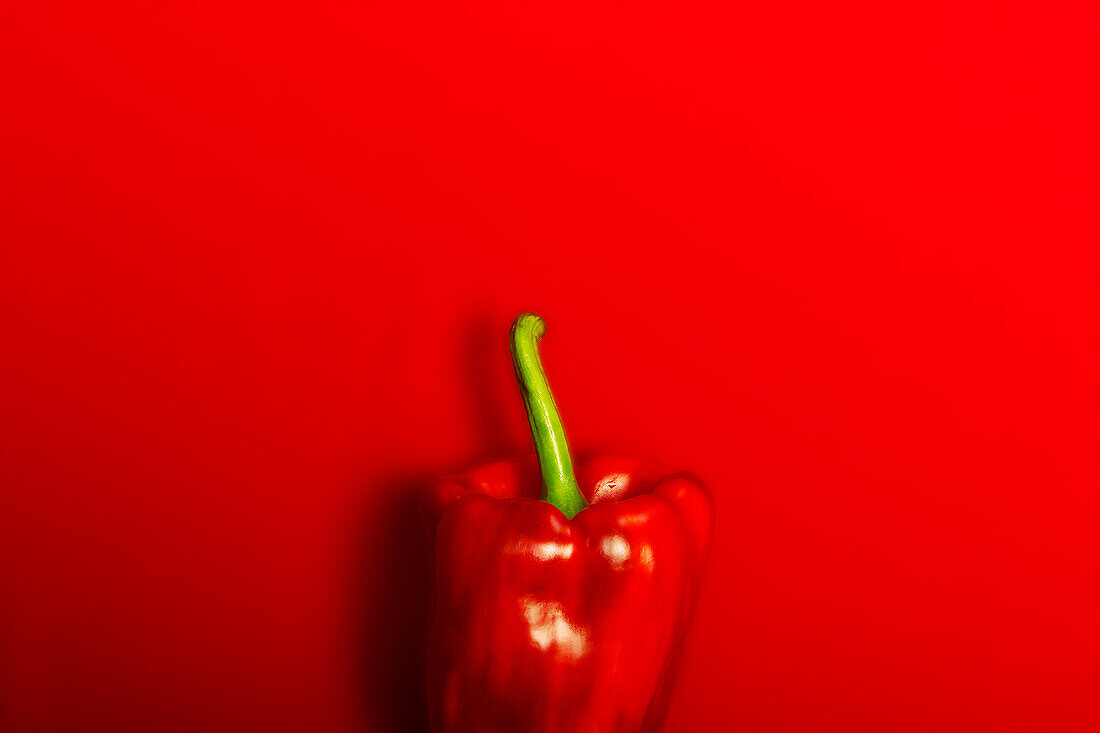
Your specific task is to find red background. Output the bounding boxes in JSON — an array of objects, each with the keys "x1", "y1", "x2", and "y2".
[{"x1": 2, "y1": 3, "x2": 1098, "y2": 731}]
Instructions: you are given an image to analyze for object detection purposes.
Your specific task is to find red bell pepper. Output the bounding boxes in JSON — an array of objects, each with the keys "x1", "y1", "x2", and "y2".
[{"x1": 424, "y1": 313, "x2": 713, "y2": 733}]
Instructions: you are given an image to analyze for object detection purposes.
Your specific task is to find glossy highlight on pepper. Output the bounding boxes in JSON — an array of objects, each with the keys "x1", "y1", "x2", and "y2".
[{"x1": 424, "y1": 314, "x2": 714, "y2": 733}]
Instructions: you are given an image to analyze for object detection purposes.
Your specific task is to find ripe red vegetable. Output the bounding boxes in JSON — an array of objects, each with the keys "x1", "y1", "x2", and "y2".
[{"x1": 424, "y1": 314, "x2": 713, "y2": 732}]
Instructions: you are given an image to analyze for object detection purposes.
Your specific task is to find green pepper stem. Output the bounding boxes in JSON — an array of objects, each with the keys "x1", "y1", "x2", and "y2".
[{"x1": 510, "y1": 313, "x2": 587, "y2": 519}]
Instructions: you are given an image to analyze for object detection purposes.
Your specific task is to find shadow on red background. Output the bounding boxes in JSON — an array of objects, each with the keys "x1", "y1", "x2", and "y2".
[{"x1": 354, "y1": 479, "x2": 433, "y2": 733}]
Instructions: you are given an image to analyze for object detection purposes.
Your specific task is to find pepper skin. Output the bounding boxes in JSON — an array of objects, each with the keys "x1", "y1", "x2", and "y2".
[{"x1": 424, "y1": 314, "x2": 713, "y2": 733}]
